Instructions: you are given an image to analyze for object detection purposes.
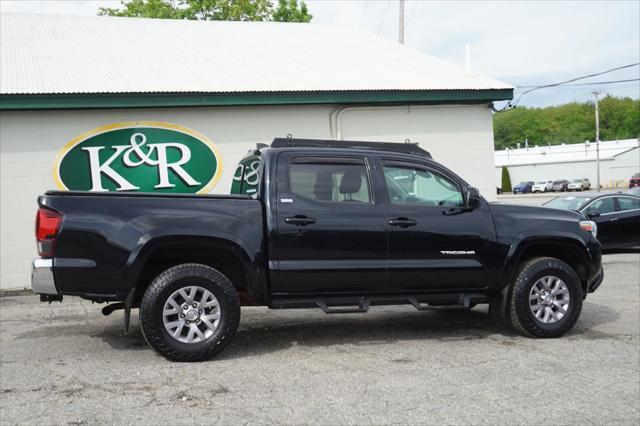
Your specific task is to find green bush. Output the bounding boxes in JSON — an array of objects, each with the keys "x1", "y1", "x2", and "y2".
[{"x1": 501, "y1": 166, "x2": 512, "y2": 193}]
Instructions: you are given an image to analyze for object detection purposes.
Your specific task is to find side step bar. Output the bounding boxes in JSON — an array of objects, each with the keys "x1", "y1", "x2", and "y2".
[
  {"x1": 316, "y1": 297, "x2": 370, "y2": 314},
  {"x1": 269, "y1": 293, "x2": 487, "y2": 314}
]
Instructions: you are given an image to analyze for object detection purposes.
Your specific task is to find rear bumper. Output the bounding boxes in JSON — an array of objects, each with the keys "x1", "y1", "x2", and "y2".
[{"x1": 31, "y1": 258, "x2": 58, "y2": 295}]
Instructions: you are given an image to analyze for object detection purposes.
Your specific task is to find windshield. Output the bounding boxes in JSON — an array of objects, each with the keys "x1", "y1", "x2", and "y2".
[
  {"x1": 535, "y1": 181, "x2": 546, "y2": 184},
  {"x1": 553, "y1": 180, "x2": 563, "y2": 184},
  {"x1": 544, "y1": 196, "x2": 592, "y2": 211},
  {"x1": 572, "y1": 179, "x2": 582, "y2": 183}
]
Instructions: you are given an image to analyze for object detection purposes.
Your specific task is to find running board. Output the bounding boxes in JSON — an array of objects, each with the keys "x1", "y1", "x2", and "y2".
[{"x1": 269, "y1": 293, "x2": 487, "y2": 314}]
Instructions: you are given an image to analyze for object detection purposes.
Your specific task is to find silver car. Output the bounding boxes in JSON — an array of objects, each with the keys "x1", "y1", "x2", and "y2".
[{"x1": 568, "y1": 178, "x2": 590, "y2": 191}]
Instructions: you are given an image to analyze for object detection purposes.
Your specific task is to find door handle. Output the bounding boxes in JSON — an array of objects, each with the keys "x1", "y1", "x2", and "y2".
[
  {"x1": 389, "y1": 217, "x2": 417, "y2": 228},
  {"x1": 610, "y1": 217, "x2": 619, "y2": 222},
  {"x1": 285, "y1": 215, "x2": 316, "y2": 226}
]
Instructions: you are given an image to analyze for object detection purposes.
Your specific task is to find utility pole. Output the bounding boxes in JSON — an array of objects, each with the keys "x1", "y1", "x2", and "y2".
[
  {"x1": 398, "y1": 0, "x2": 405, "y2": 44},
  {"x1": 592, "y1": 91, "x2": 601, "y2": 192}
]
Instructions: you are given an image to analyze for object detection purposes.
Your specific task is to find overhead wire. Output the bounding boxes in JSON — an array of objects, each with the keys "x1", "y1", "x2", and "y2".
[
  {"x1": 405, "y1": 0, "x2": 419, "y2": 28},
  {"x1": 495, "y1": 63, "x2": 640, "y2": 112},
  {"x1": 359, "y1": 0, "x2": 368, "y2": 28},
  {"x1": 377, "y1": 0, "x2": 391, "y2": 35},
  {"x1": 515, "y1": 78, "x2": 640, "y2": 88}
]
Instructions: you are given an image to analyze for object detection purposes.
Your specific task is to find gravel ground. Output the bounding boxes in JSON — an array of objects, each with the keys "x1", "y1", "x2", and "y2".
[{"x1": 0, "y1": 252, "x2": 639, "y2": 425}]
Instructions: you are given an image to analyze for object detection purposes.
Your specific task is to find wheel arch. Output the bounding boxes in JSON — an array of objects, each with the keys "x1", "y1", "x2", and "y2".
[
  {"x1": 501, "y1": 233, "x2": 593, "y2": 293},
  {"x1": 122, "y1": 234, "x2": 266, "y2": 305}
]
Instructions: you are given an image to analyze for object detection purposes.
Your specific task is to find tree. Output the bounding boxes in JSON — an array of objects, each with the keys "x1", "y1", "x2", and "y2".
[
  {"x1": 272, "y1": 0, "x2": 311, "y2": 23},
  {"x1": 98, "y1": 0, "x2": 312, "y2": 22},
  {"x1": 501, "y1": 166, "x2": 512, "y2": 193},
  {"x1": 493, "y1": 96, "x2": 640, "y2": 150}
]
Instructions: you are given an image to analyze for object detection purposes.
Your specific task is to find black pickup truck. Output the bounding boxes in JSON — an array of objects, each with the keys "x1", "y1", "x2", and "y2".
[{"x1": 32, "y1": 138, "x2": 604, "y2": 361}]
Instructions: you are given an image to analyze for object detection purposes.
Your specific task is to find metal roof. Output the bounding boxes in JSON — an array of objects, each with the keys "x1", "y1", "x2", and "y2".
[
  {"x1": 495, "y1": 139, "x2": 640, "y2": 167},
  {"x1": 0, "y1": 13, "x2": 512, "y2": 96}
]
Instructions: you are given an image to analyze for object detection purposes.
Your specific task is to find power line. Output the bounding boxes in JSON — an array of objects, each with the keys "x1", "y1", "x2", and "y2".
[
  {"x1": 377, "y1": 0, "x2": 391, "y2": 35},
  {"x1": 406, "y1": 0, "x2": 419, "y2": 28},
  {"x1": 359, "y1": 1, "x2": 368, "y2": 28},
  {"x1": 496, "y1": 63, "x2": 640, "y2": 111},
  {"x1": 515, "y1": 78, "x2": 640, "y2": 88}
]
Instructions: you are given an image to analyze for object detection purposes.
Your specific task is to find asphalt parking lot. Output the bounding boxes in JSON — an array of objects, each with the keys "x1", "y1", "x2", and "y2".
[
  {"x1": 1, "y1": 195, "x2": 638, "y2": 425},
  {"x1": 1, "y1": 253, "x2": 639, "y2": 425}
]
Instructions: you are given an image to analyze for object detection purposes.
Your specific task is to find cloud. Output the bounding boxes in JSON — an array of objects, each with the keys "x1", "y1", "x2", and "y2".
[{"x1": 308, "y1": 0, "x2": 640, "y2": 106}]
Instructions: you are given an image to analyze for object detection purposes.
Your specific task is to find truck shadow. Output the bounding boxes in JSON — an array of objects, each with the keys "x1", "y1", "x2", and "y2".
[
  {"x1": 217, "y1": 301, "x2": 621, "y2": 361},
  {"x1": 56, "y1": 301, "x2": 618, "y2": 359}
]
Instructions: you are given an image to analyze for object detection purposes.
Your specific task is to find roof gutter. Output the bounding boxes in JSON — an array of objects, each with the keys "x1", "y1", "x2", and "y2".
[{"x1": 0, "y1": 89, "x2": 513, "y2": 111}]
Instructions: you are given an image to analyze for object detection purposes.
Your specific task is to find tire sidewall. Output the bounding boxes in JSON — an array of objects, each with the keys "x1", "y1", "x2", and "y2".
[
  {"x1": 140, "y1": 264, "x2": 240, "y2": 361},
  {"x1": 152, "y1": 275, "x2": 232, "y2": 355},
  {"x1": 512, "y1": 258, "x2": 583, "y2": 337}
]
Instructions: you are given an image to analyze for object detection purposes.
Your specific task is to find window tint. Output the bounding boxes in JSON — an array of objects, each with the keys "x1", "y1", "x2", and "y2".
[
  {"x1": 618, "y1": 197, "x2": 640, "y2": 211},
  {"x1": 382, "y1": 163, "x2": 463, "y2": 207},
  {"x1": 584, "y1": 197, "x2": 616, "y2": 214},
  {"x1": 289, "y1": 160, "x2": 370, "y2": 203}
]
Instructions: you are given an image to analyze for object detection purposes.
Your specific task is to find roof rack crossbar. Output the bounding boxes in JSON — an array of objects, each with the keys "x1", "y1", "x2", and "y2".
[{"x1": 270, "y1": 138, "x2": 431, "y2": 159}]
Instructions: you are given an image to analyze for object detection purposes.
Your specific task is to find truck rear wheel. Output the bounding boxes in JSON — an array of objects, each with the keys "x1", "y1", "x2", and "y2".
[
  {"x1": 140, "y1": 264, "x2": 240, "y2": 362},
  {"x1": 508, "y1": 257, "x2": 583, "y2": 338}
]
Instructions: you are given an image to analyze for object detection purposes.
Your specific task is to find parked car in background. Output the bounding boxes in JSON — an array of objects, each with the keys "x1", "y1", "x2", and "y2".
[
  {"x1": 513, "y1": 181, "x2": 534, "y2": 194},
  {"x1": 552, "y1": 180, "x2": 569, "y2": 192},
  {"x1": 544, "y1": 193, "x2": 640, "y2": 251},
  {"x1": 629, "y1": 173, "x2": 640, "y2": 188},
  {"x1": 568, "y1": 178, "x2": 589, "y2": 191},
  {"x1": 532, "y1": 180, "x2": 553, "y2": 193}
]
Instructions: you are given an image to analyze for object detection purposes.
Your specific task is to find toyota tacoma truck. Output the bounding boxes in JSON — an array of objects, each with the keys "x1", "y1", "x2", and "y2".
[{"x1": 32, "y1": 138, "x2": 604, "y2": 361}]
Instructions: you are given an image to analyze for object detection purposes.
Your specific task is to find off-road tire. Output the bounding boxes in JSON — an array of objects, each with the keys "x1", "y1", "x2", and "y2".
[
  {"x1": 508, "y1": 257, "x2": 583, "y2": 338},
  {"x1": 140, "y1": 263, "x2": 240, "y2": 362}
]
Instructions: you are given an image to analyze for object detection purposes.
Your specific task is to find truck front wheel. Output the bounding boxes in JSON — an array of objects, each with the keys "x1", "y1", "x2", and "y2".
[
  {"x1": 140, "y1": 264, "x2": 240, "y2": 362},
  {"x1": 508, "y1": 257, "x2": 583, "y2": 338}
]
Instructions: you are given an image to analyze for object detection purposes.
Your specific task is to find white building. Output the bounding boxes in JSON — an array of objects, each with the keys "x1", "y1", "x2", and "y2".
[
  {"x1": 0, "y1": 13, "x2": 512, "y2": 289},
  {"x1": 495, "y1": 139, "x2": 640, "y2": 189}
]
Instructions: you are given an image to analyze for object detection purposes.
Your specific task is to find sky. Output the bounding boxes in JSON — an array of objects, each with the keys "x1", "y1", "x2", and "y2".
[{"x1": 1, "y1": 0, "x2": 639, "y2": 108}]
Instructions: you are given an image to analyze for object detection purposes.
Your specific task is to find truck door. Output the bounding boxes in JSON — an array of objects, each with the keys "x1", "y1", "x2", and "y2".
[
  {"x1": 379, "y1": 158, "x2": 496, "y2": 291},
  {"x1": 272, "y1": 152, "x2": 387, "y2": 294}
]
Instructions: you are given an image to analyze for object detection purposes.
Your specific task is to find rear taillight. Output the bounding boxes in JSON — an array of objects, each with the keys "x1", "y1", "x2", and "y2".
[{"x1": 35, "y1": 207, "x2": 62, "y2": 257}]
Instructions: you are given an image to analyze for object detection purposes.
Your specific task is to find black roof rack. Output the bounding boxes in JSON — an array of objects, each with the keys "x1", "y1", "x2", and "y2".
[{"x1": 271, "y1": 138, "x2": 432, "y2": 159}]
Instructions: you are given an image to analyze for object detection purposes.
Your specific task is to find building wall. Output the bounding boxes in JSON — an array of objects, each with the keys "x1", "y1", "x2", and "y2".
[
  {"x1": 608, "y1": 148, "x2": 640, "y2": 183},
  {"x1": 495, "y1": 148, "x2": 640, "y2": 190},
  {"x1": 0, "y1": 103, "x2": 495, "y2": 289}
]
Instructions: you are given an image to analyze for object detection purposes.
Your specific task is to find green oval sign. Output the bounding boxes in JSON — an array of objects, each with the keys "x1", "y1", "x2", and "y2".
[{"x1": 54, "y1": 121, "x2": 222, "y2": 193}]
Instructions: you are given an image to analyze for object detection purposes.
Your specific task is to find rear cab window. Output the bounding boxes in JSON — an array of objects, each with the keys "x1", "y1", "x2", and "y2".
[{"x1": 231, "y1": 153, "x2": 262, "y2": 197}]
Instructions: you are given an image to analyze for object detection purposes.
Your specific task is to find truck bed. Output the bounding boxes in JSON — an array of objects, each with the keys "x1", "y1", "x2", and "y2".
[{"x1": 39, "y1": 191, "x2": 265, "y2": 300}]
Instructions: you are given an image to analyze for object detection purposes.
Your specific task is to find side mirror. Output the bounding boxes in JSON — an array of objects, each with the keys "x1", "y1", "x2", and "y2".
[
  {"x1": 465, "y1": 187, "x2": 481, "y2": 209},
  {"x1": 586, "y1": 211, "x2": 600, "y2": 219}
]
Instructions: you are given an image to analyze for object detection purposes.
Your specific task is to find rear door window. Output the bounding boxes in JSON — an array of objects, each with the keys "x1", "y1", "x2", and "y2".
[
  {"x1": 289, "y1": 158, "x2": 371, "y2": 203},
  {"x1": 618, "y1": 197, "x2": 640, "y2": 212}
]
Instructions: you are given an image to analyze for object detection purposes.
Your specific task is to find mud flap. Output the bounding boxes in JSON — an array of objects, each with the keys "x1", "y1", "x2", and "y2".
[
  {"x1": 489, "y1": 285, "x2": 510, "y2": 324},
  {"x1": 123, "y1": 289, "x2": 135, "y2": 334}
]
